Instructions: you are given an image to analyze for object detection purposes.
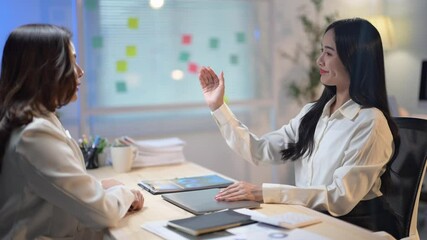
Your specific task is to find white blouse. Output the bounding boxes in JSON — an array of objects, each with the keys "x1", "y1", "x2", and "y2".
[
  {"x1": 212, "y1": 97, "x2": 394, "y2": 216},
  {"x1": 0, "y1": 112, "x2": 134, "y2": 239}
]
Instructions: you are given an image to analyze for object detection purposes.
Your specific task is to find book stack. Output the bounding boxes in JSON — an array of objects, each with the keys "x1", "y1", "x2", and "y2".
[{"x1": 119, "y1": 136, "x2": 186, "y2": 167}]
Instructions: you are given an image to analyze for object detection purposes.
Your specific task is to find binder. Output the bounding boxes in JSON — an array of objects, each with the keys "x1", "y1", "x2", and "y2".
[{"x1": 167, "y1": 209, "x2": 255, "y2": 236}]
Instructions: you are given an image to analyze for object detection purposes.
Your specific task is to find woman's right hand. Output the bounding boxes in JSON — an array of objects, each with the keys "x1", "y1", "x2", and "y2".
[
  {"x1": 198, "y1": 66, "x2": 225, "y2": 111},
  {"x1": 128, "y1": 189, "x2": 144, "y2": 212}
]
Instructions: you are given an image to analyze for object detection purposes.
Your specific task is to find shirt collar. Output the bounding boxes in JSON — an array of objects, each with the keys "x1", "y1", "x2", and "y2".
[{"x1": 323, "y1": 96, "x2": 361, "y2": 120}]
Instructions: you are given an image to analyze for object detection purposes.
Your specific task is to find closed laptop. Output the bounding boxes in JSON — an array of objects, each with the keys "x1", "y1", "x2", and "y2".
[{"x1": 162, "y1": 188, "x2": 260, "y2": 215}]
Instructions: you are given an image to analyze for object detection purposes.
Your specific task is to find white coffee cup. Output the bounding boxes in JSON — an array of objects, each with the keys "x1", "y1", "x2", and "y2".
[{"x1": 110, "y1": 145, "x2": 137, "y2": 173}]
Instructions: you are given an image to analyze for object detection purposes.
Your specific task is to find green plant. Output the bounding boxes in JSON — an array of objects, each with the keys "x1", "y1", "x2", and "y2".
[{"x1": 281, "y1": 0, "x2": 336, "y2": 104}]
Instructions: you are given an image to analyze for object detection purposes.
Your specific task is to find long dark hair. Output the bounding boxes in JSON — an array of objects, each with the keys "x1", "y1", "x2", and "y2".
[
  {"x1": 281, "y1": 18, "x2": 399, "y2": 161},
  {"x1": 0, "y1": 24, "x2": 77, "y2": 171}
]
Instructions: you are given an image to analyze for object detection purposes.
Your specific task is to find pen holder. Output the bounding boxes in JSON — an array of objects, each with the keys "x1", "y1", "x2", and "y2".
[{"x1": 80, "y1": 147, "x2": 99, "y2": 169}]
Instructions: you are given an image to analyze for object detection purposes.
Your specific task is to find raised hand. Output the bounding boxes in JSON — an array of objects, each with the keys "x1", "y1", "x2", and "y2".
[{"x1": 198, "y1": 66, "x2": 225, "y2": 111}]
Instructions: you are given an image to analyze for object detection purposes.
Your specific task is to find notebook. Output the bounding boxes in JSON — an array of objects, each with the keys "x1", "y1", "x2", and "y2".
[
  {"x1": 138, "y1": 174, "x2": 234, "y2": 194},
  {"x1": 162, "y1": 188, "x2": 260, "y2": 215},
  {"x1": 167, "y1": 209, "x2": 255, "y2": 236}
]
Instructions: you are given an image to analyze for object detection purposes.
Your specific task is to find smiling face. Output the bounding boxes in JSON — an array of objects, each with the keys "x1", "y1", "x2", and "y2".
[
  {"x1": 316, "y1": 29, "x2": 350, "y2": 93},
  {"x1": 69, "y1": 42, "x2": 84, "y2": 102}
]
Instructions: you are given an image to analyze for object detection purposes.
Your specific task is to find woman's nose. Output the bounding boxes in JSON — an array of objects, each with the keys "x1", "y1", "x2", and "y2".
[
  {"x1": 77, "y1": 65, "x2": 84, "y2": 78},
  {"x1": 316, "y1": 55, "x2": 324, "y2": 67}
]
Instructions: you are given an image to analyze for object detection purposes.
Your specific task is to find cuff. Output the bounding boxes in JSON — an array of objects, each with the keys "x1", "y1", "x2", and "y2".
[
  {"x1": 211, "y1": 103, "x2": 236, "y2": 126},
  {"x1": 262, "y1": 183, "x2": 294, "y2": 203}
]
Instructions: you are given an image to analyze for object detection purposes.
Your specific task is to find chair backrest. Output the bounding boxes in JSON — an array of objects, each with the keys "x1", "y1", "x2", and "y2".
[{"x1": 381, "y1": 117, "x2": 427, "y2": 239}]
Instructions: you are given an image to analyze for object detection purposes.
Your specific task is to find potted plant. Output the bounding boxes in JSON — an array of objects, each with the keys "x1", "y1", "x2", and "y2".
[{"x1": 281, "y1": 0, "x2": 336, "y2": 104}]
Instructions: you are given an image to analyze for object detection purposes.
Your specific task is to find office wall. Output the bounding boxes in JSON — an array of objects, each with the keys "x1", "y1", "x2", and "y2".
[
  {"x1": 383, "y1": 0, "x2": 427, "y2": 115},
  {"x1": 331, "y1": 0, "x2": 427, "y2": 116}
]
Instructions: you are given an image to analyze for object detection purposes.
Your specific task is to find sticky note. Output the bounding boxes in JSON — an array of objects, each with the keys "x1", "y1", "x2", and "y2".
[
  {"x1": 179, "y1": 52, "x2": 190, "y2": 62},
  {"x1": 92, "y1": 36, "x2": 103, "y2": 48},
  {"x1": 182, "y1": 34, "x2": 192, "y2": 45},
  {"x1": 230, "y1": 54, "x2": 238, "y2": 65},
  {"x1": 254, "y1": 29, "x2": 261, "y2": 41},
  {"x1": 85, "y1": 0, "x2": 97, "y2": 10},
  {"x1": 224, "y1": 95, "x2": 229, "y2": 104},
  {"x1": 236, "y1": 32, "x2": 245, "y2": 43},
  {"x1": 116, "y1": 81, "x2": 127, "y2": 93},
  {"x1": 126, "y1": 45, "x2": 137, "y2": 57},
  {"x1": 128, "y1": 18, "x2": 139, "y2": 29},
  {"x1": 209, "y1": 38, "x2": 219, "y2": 49},
  {"x1": 188, "y1": 62, "x2": 198, "y2": 74},
  {"x1": 116, "y1": 60, "x2": 127, "y2": 72}
]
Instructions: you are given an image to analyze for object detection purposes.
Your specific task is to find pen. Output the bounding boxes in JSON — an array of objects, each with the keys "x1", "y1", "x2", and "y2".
[{"x1": 92, "y1": 135, "x2": 101, "y2": 148}]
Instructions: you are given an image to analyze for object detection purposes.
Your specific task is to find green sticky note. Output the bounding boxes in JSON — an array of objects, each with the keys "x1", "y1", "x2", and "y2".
[
  {"x1": 209, "y1": 38, "x2": 219, "y2": 49},
  {"x1": 224, "y1": 95, "x2": 229, "y2": 104},
  {"x1": 85, "y1": 0, "x2": 97, "y2": 10},
  {"x1": 236, "y1": 32, "x2": 245, "y2": 43},
  {"x1": 116, "y1": 60, "x2": 127, "y2": 72},
  {"x1": 179, "y1": 52, "x2": 190, "y2": 62},
  {"x1": 116, "y1": 81, "x2": 127, "y2": 93},
  {"x1": 128, "y1": 18, "x2": 139, "y2": 29},
  {"x1": 230, "y1": 54, "x2": 239, "y2": 65},
  {"x1": 92, "y1": 36, "x2": 103, "y2": 48},
  {"x1": 126, "y1": 46, "x2": 137, "y2": 57}
]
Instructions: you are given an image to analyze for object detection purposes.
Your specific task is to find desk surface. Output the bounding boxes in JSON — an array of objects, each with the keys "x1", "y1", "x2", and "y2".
[{"x1": 89, "y1": 162, "x2": 386, "y2": 240}]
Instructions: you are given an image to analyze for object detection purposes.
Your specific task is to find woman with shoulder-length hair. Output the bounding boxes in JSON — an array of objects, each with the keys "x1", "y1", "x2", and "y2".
[
  {"x1": 198, "y1": 18, "x2": 399, "y2": 236},
  {"x1": 0, "y1": 24, "x2": 144, "y2": 239}
]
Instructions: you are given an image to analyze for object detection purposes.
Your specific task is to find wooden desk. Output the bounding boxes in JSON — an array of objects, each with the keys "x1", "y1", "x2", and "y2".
[{"x1": 88, "y1": 162, "x2": 386, "y2": 240}]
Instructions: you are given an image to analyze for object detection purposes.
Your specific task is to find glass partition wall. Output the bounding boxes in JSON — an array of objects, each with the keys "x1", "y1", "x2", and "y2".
[{"x1": 72, "y1": 0, "x2": 274, "y2": 138}]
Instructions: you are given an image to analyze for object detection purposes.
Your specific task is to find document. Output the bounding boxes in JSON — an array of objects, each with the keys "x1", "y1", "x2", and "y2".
[{"x1": 142, "y1": 221, "x2": 330, "y2": 240}]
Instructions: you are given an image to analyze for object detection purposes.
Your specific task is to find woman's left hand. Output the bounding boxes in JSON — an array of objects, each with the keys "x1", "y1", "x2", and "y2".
[{"x1": 215, "y1": 181, "x2": 263, "y2": 202}]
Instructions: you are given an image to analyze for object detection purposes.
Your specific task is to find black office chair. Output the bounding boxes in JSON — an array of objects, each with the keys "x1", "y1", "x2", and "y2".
[{"x1": 381, "y1": 117, "x2": 427, "y2": 239}]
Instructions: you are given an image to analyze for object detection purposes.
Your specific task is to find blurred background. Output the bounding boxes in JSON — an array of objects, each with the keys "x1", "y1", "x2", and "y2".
[{"x1": 1, "y1": 0, "x2": 426, "y2": 235}]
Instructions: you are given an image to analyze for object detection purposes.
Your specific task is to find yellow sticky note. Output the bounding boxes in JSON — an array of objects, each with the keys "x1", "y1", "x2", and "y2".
[
  {"x1": 126, "y1": 46, "x2": 137, "y2": 57},
  {"x1": 116, "y1": 60, "x2": 127, "y2": 73},
  {"x1": 128, "y1": 18, "x2": 139, "y2": 29}
]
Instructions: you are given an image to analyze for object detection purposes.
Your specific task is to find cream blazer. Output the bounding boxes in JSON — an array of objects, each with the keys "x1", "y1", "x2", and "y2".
[{"x1": 0, "y1": 112, "x2": 134, "y2": 239}]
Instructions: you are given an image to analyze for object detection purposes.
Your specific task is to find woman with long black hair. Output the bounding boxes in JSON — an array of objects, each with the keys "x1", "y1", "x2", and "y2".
[{"x1": 198, "y1": 18, "x2": 398, "y2": 235}]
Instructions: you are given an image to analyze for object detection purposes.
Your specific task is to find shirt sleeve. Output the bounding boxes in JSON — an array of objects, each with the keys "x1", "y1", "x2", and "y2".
[
  {"x1": 15, "y1": 118, "x2": 134, "y2": 228},
  {"x1": 211, "y1": 103, "x2": 313, "y2": 164},
  {"x1": 262, "y1": 111, "x2": 394, "y2": 216}
]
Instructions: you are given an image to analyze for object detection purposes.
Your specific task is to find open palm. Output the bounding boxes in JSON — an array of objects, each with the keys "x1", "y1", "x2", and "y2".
[{"x1": 198, "y1": 66, "x2": 225, "y2": 111}]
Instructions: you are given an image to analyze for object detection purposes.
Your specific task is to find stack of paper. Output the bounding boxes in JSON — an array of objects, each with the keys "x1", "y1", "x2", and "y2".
[{"x1": 119, "y1": 136, "x2": 186, "y2": 167}]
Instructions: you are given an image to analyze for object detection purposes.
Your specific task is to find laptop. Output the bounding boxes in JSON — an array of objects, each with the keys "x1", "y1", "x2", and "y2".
[{"x1": 162, "y1": 188, "x2": 260, "y2": 215}]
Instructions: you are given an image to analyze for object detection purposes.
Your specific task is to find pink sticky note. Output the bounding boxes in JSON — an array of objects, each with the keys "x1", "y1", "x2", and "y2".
[
  {"x1": 182, "y1": 34, "x2": 192, "y2": 45},
  {"x1": 188, "y1": 62, "x2": 198, "y2": 73}
]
